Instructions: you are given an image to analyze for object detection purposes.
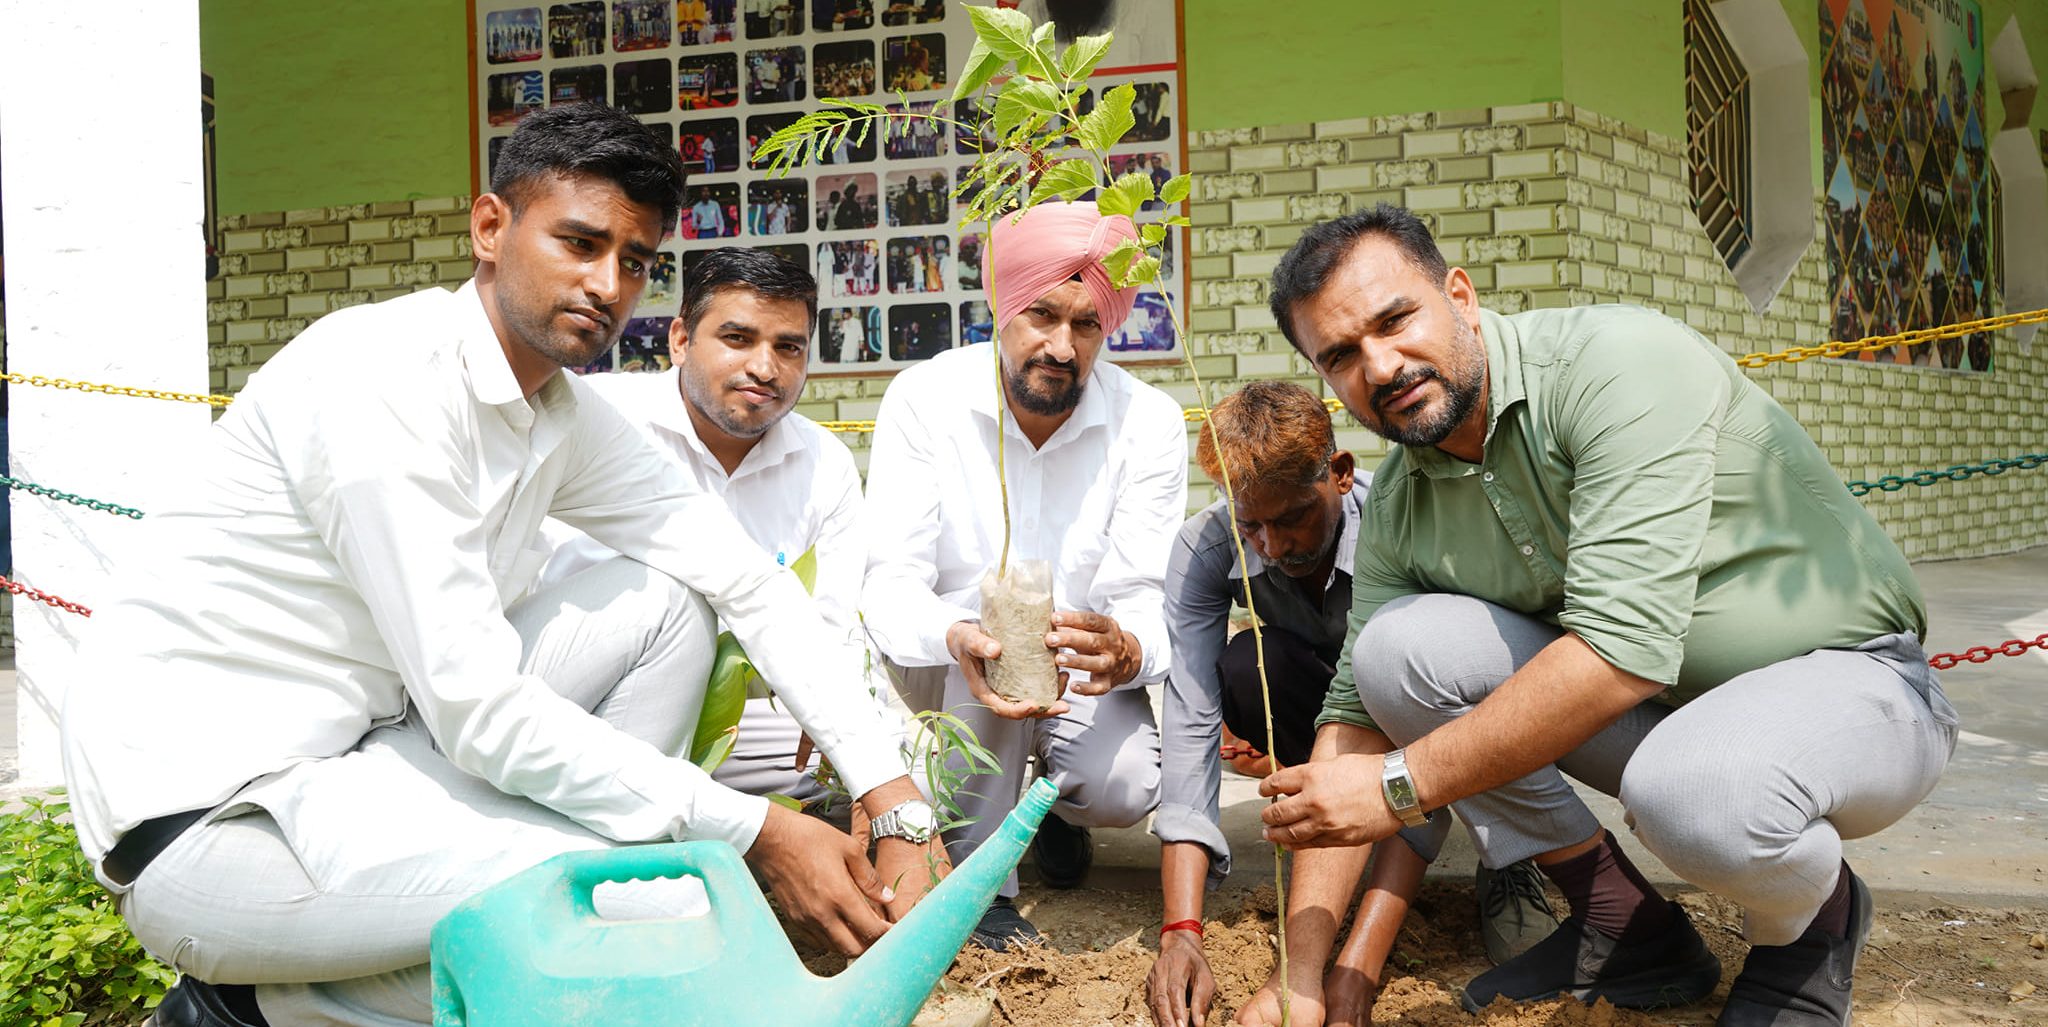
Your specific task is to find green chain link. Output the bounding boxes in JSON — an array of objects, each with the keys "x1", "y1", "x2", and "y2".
[
  {"x1": 0, "y1": 474, "x2": 146, "y2": 519},
  {"x1": 1846, "y1": 453, "x2": 2047, "y2": 497}
]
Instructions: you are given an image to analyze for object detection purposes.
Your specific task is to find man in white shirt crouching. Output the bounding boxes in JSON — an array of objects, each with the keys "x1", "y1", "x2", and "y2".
[
  {"x1": 60, "y1": 103, "x2": 941, "y2": 1027},
  {"x1": 541, "y1": 246, "x2": 891, "y2": 808},
  {"x1": 861, "y1": 201, "x2": 1188, "y2": 949}
]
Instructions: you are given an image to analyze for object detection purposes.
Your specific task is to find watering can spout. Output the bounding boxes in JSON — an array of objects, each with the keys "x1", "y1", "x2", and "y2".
[{"x1": 830, "y1": 777, "x2": 1060, "y2": 1019}]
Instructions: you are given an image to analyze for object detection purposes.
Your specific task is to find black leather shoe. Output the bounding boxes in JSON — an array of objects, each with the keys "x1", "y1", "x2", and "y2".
[
  {"x1": 968, "y1": 895, "x2": 1043, "y2": 951},
  {"x1": 1716, "y1": 870, "x2": 1873, "y2": 1026},
  {"x1": 1031, "y1": 813, "x2": 1092, "y2": 890},
  {"x1": 152, "y1": 977, "x2": 268, "y2": 1027},
  {"x1": 1460, "y1": 902, "x2": 1722, "y2": 1013}
]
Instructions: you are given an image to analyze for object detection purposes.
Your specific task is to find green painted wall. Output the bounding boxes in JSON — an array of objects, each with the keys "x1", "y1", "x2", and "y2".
[
  {"x1": 201, "y1": 0, "x2": 471, "y2": 214},
  {"x1": 1183, "y1": 0, "x2": 1565, "y2": 131},
  {"x1": 1560, "y1": 0, "x2": 1684, "y2": 138}
]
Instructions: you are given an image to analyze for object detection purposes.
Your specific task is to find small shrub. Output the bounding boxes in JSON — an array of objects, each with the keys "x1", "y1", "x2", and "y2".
[{"x1": 0, "y1": 791, "x2": 174, "y2": 1026}]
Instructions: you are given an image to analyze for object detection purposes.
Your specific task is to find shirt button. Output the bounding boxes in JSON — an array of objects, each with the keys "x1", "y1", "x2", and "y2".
[
  {"x1": 1520, "y1": 545, "x2": 1534, "y2": 556},
  {"x1": 1482, "y1": 471, "x2": 1495, "y2": 482}
]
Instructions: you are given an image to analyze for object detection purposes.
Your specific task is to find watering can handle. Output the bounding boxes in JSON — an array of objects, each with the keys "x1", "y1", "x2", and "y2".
[{"x1": 559, "y1": 841, "x2": 757, "y2": 930}]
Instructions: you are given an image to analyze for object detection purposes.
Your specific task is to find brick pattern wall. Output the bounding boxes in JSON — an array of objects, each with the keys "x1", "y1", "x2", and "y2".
[{"x1": 208, "y1": 197, "x2": 476, "y2": 394}]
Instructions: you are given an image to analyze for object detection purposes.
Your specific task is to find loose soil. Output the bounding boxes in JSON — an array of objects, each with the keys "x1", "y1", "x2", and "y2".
[{"x1": 809, "y1": 880, "x2": 2048, "y2": 1027}]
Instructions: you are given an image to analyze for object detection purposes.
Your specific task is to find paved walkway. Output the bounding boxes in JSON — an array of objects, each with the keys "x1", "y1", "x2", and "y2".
[{"x1": 6, "y1": 548, "x2": 2045, "y2": 902}]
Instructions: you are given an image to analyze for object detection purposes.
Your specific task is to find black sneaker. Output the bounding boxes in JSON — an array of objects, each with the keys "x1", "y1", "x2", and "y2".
[
  {"x1": 1716, "y1": 870, "x2": 1873, "y2": 1026},
  {"x1": 151, "y1": 978, "x2": 269, "y2": 1027},
  {"x1": 1477, "y1": 859, "x2": 1562, "y2": 965},
  {"x1": 1459, "y1": 902, "x2": 1722, "y2": 1013},
  {"x1": 968, "y1": 895, "x2": 1043, "y2": 951},
  {"x1": 1031, "y1": 813, "x2": 1092, "y2": 890}
]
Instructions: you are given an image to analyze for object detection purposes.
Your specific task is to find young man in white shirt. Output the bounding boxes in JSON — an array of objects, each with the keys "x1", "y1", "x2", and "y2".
[
  {"x1": 61, "y1": 103, "x2": 941, "y2": 1027},
  {"x1": 542, "y1": 247, "x2": 880, "y2": 807},
  {"x1": 862, "y1": 201, "x2": 1187, "y2": 949}
]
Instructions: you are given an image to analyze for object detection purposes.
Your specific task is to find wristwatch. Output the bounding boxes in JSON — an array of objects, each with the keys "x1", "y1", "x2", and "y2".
[
  {"x1": 1380, "y1": 749, "x2": 1428, "y2": 828},
  {"x1": 870, "y1": 799, "x2": 939, "y2": 844}
]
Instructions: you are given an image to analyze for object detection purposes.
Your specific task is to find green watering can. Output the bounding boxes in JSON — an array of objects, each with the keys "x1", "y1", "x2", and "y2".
[{"x1": 429, "y1": 777, "x2": 1058, "y2": 1026}]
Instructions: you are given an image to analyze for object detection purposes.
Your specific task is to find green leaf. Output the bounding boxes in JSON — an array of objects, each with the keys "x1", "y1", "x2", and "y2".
[
  {"x1": 1034, "y1": 158, "x2": 1099, "y2": 201},
  {"x1": 789, "y1": 545, "x2": 819, "y2": 595},
  {"x1": 1100, "y1": 237, "x2": 1142, "y2": 285},
  {"x1": 1120, "y1": 254, "x2": 1162, "y2": 288},
  {"x1": 994, "y1": 78, "x2": 1063, "y2": 141},
  {"x1": 1095, "y1": 169, "x2": 1156, "y2": 219},
  {"x1": 965, "y1": 3, "x2": 1035, "y2": 60},
  {"x1": 1140, "y1": 222, "x2": 1167, "y2": 247},
  {"x1": 1057, "y1": 32, "x2": 1114, "y2": 81},
  {"x1": 766, "y1": 793, "x2": 805, "y2": 812},
  {"x1": 1163, "y1": 214, "x2": 1191, "y2": 227},
  {"x1": 1073, "y1": 81, "x2": 1136, "y2": 155},
  {"x1": 951, "y1": 38, "x2": 1006, "y2": 102},
  {"x1": 692, "y1": 725, "x2": 739, "y2": 773},
  {"x1": 1158, "y1": 173, "x2": 1191, "y2": 205}
]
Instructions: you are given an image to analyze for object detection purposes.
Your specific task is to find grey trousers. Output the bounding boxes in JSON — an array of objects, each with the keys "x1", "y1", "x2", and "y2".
[
  {"x1": 896, "y1": 663, "x2": 1162, "y2": 898},
  {"x1": 119, "y1": 558, "x2": 717, "y2": 1026},
  {"x1": 1354, "y1": 593, "x2": 1958, "y2": 946}
]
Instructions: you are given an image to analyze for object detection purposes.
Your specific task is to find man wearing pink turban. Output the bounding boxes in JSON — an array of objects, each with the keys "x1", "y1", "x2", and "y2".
[{"x1": 861, "y1": 201, "x2": 1189, "y2": 949}]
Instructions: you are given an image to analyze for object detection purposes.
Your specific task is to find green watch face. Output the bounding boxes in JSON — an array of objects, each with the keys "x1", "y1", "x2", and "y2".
[{"x1": 1384, "y1": 774, "x2": 1418, "y2": 810}]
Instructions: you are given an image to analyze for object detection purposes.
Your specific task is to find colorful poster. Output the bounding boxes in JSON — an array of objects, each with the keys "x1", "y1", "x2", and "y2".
[
  {"x1": 1821, "y1": 0, "x2": 1995, "y2": 371},
  {"x1": 473, "y1": 0, "x2": 1188, "y2": 376}
]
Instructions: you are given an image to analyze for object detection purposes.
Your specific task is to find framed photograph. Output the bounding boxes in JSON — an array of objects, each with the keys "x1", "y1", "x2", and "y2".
[{"x1": 475, "y1": 0, "x2": 1191, "y2": 374}]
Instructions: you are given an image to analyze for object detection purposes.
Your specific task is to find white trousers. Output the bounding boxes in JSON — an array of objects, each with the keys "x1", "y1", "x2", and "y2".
[{"x1": 120, "y1": 558, "x2": 715, "y2": 1026}]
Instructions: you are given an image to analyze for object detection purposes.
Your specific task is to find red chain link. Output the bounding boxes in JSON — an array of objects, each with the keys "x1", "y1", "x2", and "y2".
[
  {"x1": 1927, "y1": 633, "x2": 2048, "y2": 670},
  {"x1": 0, "y1": 574, "x2": 92, "y2": 617}
]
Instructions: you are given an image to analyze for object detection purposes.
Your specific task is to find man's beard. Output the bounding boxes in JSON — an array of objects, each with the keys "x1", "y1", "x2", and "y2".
[
  {"x1": 1276, "y1": 506, "x2": 1343, "y2": 573},
  {"x1": 495, "y1": 291, "x2": 619, "y2": 369},
  {"x1": 1367, "y1": 316, "x2": 1485, "y2": 448},
  {"x1": 682, "y1": 364, "x2": 779, "y2": 439},
  {"x1": 1005, "y1": 354, "x2": 1085, "y2": 416}
]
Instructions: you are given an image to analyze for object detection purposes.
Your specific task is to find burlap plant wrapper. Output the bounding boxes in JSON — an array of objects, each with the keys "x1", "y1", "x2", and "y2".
[{"x1": 979, "y1": 559, "x2": 1060, "y2": 707}]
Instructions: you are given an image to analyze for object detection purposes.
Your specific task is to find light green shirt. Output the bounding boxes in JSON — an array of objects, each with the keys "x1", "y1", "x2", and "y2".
[{"x1": 1319, "y1": 305, "x2": 1926, "y2": 730}]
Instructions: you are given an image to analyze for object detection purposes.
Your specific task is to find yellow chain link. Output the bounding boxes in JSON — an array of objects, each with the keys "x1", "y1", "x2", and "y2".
[
  {"x1": 11, "y1": 308, "x2": 2045, "y2": 429},
  {"x1": 0, "y1": 371, "x2": 235, "y2": 408},
  {"x1": 1730, "y1": 308, "x2": 2048, "y2": 368}
]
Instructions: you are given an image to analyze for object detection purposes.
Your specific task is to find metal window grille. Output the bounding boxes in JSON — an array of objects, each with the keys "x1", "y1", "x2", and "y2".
[{"x1": 1686, "y1": 0, "x2": 1754, "y2": 270}]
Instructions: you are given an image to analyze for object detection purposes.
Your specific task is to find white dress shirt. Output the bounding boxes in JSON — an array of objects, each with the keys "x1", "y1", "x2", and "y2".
[
  {"x1": 61, "y1": 281, "x2": 902, "y2": 878},
  {"x1": 860, "y1": 343, "x2": 1187, "y2": 689},
  {"x1": 539, "y1": 367, "x2": 866, "y2": 645}
]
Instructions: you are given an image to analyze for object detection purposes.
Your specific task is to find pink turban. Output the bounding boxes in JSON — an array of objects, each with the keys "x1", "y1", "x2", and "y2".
[{"x1": 984, "y1": 201, "x2": 1142, "y2": 334}]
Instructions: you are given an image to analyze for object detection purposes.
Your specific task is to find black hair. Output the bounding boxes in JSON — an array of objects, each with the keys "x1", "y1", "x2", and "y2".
[
  {"x1": 489, "y1": 102, "x2": 688, "y2": 236},
  {"x1": 680, "y1": 247, "x2": 818, "y2": 334},
  {"x1": 1267, "y1": 203, "x2": 1450, "y2": 351}
]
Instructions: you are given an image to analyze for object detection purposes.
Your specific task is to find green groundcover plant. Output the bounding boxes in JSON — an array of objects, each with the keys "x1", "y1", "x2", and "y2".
[{"x1": 0, "y1": 791, "x2": 173, "y2": 1027}]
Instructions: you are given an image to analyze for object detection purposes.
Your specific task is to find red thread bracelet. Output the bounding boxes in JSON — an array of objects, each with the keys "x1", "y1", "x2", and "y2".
[{"x1": 1160, "y1": 919, "x2": 1204, "y2": 937}]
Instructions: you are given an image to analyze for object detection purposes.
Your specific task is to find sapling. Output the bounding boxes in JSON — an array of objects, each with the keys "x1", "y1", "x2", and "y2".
[{"x1": 756, "y1": 8, "x2": 1296, "y2": 1019}]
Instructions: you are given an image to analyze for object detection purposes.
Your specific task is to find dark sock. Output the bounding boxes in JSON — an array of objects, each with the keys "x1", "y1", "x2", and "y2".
[
  {"x1": 217, "y1": 983, "x2": 269, "y2": 1026},
  {"x1": 1537, "y1": 830, "x2": 1674, "y2": 941},
  {"x1": 1806, "y1": 861, "x2": 1854, "y2": 938}
]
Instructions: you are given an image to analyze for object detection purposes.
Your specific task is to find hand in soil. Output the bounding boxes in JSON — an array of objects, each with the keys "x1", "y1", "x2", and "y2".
[
  {"x1": 1045, "y1": 609, "x2": 1141, "y2": 693},
  {"x1": 1259, "y1": 752, "x2": 1401, "y2": 849},
  {"x1": 949, "y1": 619, "x2": 1071, "y2": 719},
  {"x1": 747, "y1": 801, "x2": 891, "y2": 956},
  {"x1": 1235, "y1": 974, "x2": 1325, "y2": 1027},
  {"x1": 1319, "y1": 963, "x2": 1377, "y2": 1027},
  {"x1": 1146, "y1": 930, "x2": 1218, "y2": 1026}
]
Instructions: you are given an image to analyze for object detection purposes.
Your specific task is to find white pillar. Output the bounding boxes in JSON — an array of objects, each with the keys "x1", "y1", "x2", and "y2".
[{"x1": 0, "y1": 1, "x2": 212, "y2": 788}]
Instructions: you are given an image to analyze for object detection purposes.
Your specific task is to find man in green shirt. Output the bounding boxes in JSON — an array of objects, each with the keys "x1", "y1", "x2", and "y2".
[{"x1": 1240, "y1": 205, "x2": 1957, "y2": 1027}]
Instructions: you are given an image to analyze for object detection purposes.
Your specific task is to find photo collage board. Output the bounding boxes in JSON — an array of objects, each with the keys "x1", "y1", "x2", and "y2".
[{"x1": 474, "y1": 0, "x2": 1189, "y2": 376}]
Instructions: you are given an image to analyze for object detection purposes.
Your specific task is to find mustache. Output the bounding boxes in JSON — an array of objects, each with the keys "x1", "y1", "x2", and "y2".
[
  {"x1": 1275, "y1": 551, "x2": 1320, "y2": 568},
  {"x1": 726, "y1": 376, "x2": 784, "y2": 401},
  {"x1": 1372, "y1": 366, "x2": 1440, "y2": 413},
  {"x1": 564, "y1": 305, "x2": 615, "y2": 331},
  {"x1": 1026, "y1": 355, "x2": 1080, "y2": 375}
]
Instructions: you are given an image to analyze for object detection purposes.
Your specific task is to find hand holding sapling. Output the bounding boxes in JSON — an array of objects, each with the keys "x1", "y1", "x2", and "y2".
[
  {"x1": 1045, "y1": 608, "x2": 1141, "y2": 694},
  {"x1": 947, "y1": 618, "x2": 1070, "y2": 719}
]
